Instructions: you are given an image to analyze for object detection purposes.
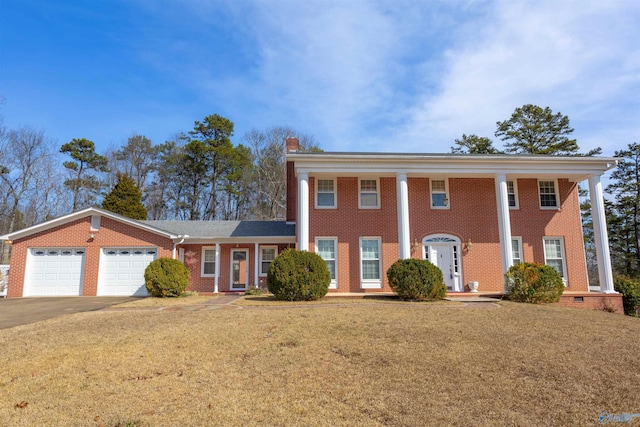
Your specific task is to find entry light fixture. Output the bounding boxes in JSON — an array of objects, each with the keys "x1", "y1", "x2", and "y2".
[
  {"x1": 89, "y1": 233, "x2": 96, "y2": 240},
  {"x1": 412, "y1": 239, "x2": 421, "y2": 254},
  {"x1": 466, "y1": 238, "x2": 473, "y2": 251}
]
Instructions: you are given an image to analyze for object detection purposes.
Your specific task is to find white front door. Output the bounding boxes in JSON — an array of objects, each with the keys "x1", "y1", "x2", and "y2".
[
  {"x1": 423, "y1": 236, "x2": 462, "y2": 292},
  {"x1": 230, "y1": 249, "x2": 249, "y2": 290}
]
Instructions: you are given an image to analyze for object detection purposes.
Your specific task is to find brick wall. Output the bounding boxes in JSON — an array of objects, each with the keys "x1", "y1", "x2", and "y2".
[
  {"x1": 7, "y1": 216, "x2": 173, "y2": 297},
  {"x1": 305, "y1": 176, "x2": 588, "y2": 293}
]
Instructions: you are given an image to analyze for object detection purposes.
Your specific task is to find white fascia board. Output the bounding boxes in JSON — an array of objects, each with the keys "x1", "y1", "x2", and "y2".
[
  {"x1": 181, "y1": 236, "x2": 296, "y2": 244},
  {"x1": 292, "y1": 155, "x2": 618, "y2": 178},
  {"x1": 2, "y1": 207, "x2": 177, "y2": 241}
]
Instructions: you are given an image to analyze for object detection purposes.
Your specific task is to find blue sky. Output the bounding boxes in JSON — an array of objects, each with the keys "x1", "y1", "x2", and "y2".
[{"x1": 1, "y1": 0, "x2": 638, "y2": 156}]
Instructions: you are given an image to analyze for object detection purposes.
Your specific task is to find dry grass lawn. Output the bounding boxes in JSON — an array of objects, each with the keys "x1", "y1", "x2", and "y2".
[
  {"x1": 113, "y1": 295, "x2": 219, "y2": 308},
  {"x1": 1, "y1": 301, "x2": 638, "y2": 426}
]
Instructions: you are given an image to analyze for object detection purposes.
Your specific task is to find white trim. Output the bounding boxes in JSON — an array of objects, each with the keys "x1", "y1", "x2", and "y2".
[
  {"x1": 201, "y1": 246, "x2": 217, "y2": 277},
  {"x1": 359, "y1": 236, "x2": 382, "y2": 289},
  {"x1": 538, "y1": 179, "x2": 560, "y2": 210},
  {"x1": 0, "y1": 207, "x2": 177, "y2": 241},
  {"x1": 315, "y1": 178, "x2": 337, "y2": 209},
  {"x1": 507, "y1": 180, "x2": 519, "y2": 210},
  {"x1": 358, "y1": 178, "x2": 380, "y2": 209},
  {"x1": 430, "y1": 178, "x2": 450, "y2": 209},
  {"x1": 259, "y1": 245, "x2": 278, "y2": 277},
  {"x1": 315, "y1": 237, "x2": 338, "y2": 289},
  {"x1": 230, "y1": 248, "x2": 249, "y2": 291},
  {"x1": 511, "y1": 237, "x2": 523, "y2": 265},
  {"x1": 543, "y1": 237, "x2": 568, "y2": 286}
]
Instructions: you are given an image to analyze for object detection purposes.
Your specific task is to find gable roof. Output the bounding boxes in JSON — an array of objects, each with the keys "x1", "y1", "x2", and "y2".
[
  {"x1": 0, "y1": 207, "x2": 295, "y2": 244},
  {"x1": 0, "y1": 207, "x2": 177, "y2": 241}
]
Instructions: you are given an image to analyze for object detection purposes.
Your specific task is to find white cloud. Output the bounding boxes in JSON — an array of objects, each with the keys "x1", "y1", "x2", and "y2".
[{"x1": 399, "y1": 0, "x2": 640, "y2": 154}]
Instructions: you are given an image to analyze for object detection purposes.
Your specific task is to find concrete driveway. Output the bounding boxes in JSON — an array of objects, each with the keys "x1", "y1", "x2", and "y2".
[{"x1": 0, "y1": 297, "x2": 139, "y2": 330}]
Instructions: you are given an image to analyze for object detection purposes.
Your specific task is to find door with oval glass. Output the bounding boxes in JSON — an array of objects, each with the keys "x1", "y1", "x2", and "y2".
[{"x1": 423, "y1": 235, "x2": 462, "y2": 292}]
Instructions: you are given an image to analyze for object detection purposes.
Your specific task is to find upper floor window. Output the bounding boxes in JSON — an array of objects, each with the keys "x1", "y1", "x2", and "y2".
[
  {"x1": 359, "y1": 179, "x2": 379, "y2": 209},
  {"x1": 538, "y1": 180, "x2": 559, "y2": 209},
  {"x1": 260, "y1": 246, "x2": 277, "y2": 276},
  {"x1": 201, "y1": 247, "x2": 216, "y2": 277},
  {"x1": 90, "y1": 215, "x2": 101, "y2": 231},
  {"x1": 507, "y1": 180, "x2": 519, "y2": 209},
  {"x1": 430, "y1": 179, "x2": 449, "y2": 209},
  {"x1": 316, "y1": 179, "x2": 336, "y2": 208}
]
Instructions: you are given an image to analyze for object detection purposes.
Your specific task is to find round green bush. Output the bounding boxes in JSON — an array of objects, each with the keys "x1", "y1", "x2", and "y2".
[
  {"x1": 505, "y1": 262, "x2": 564, "y2": 304},
  {"x1": 267, "y1": 249, "x2": 330, "y2": 301},
  {"x1": 614, "y1": 276, "x2": 640, "y2": 316},
  {"x1": 386, "y1": 259, "x2": 447, "y2": 301},
  {"x1": 144, "y1": 258, "x2": 190, "y2": 298}
]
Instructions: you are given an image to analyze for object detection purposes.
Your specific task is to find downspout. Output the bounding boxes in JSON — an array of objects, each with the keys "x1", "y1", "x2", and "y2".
[{"x1": 172, "y1": 235, "x2": 187, "y2": 259}]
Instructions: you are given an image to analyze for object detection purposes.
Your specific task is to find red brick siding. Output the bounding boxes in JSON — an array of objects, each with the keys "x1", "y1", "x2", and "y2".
[
  {"x1": 306, "y1": 176, "x2": 588, "y2": 293},
  {"x1": 555, "y1": 293, "x2": 624, "y2": 313},
  {"x1": 178, "y1": 243, "x2": 293, "y2": 293},
  {"x1": 308, "y1": 177, "x2": 399, "y2": 292},
  {"x1": 7, "y1": 216, "x2": 173, "y2": 297}
]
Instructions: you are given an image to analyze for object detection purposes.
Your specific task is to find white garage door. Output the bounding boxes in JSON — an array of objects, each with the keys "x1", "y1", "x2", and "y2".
[
  {"x1": 24, "y1": 248, "x2": 85, "y2": 296},
  {"x1": 97, "y1": 248, "x2": 157, "y2": 296}
]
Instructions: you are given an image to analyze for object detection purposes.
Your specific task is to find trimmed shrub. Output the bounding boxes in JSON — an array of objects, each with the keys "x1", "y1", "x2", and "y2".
[
  {"x1": 505, "y1": 262, "x2": 564, "y2": 304},
  {"x1": 614, "y1": 276, "x2": 640, "y2": 316},
  {"x1": 144, "y1": 258, "x2": 190, "y2": 298},
  {"x1": 386, "y1": 259, "x2": 447, "y2": 301},
  {"x1": 267, "y1": 249, "x2": 330, "y2": 301}
]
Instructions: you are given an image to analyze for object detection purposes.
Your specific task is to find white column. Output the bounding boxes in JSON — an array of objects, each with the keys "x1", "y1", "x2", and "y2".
[
  {"x1": 588, "y1": 175, "x2": 616, "y2": 293},
  {"x1": 396, "y1": 173, "x2": 411, "y2": 259},
  {"x1": 495, "y1": 174, "x2": 513, "y2": 279},
  {"x1": 298, "y1": 173, "x2": 309, "y2": 251},
  {"x1": 214, "y1": 242, "x2": 220, "y2": 293},
  {"x1": 254, "y1": 242, "x2": 259, "y2": 287}
]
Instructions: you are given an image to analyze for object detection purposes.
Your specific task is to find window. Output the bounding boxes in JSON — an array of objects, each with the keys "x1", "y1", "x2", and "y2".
[
  {"x1": 201, "y1": 247, "x2": 216, "y2": 277},
  {"x1": 430, "y1": 179, "x2": 449, "y2": 208},
  {"x1": 90, "y1": 215, "x2": 101, "y2": 231},
  {"x1": 360, "y1": 237, "x2": 381, "y2": 288},
  {"x1": 316, "y1": 179, "x2": 336, "y2": 208},
  {"x1": 538, "y1": 180, "x2": 559, "y2": 208},
  {"x1": 316, "y1": 238, "x2": 337, "y2": 289},
  {"x1": 359, "y1": 179, "x2": 379, "y2": 208},
  {"x1": 260, "y1": 246, "x2": 277, "y2": 276},
  {"x1": 511, "y1": 237, "x2": 523, "y2": 265},
  {"x1": 544, "y1": 237, "x2": 567, "y2": 284},
  {"x1": 507, "y1": 180, "x2": 519, "y2": 209}
]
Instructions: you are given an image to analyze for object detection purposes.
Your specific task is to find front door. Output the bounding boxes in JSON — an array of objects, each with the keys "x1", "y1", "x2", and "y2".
[
  {"x1": 424, "y1": 243, "x2": 461, "y2": 292},
  {"x1": 230, "y1": 249, "x2": 248, "y2": 290}
]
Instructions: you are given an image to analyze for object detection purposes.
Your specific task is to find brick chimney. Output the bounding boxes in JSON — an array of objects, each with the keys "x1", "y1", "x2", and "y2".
[
  {"x1": 285, "y1": 137, "x2": 299, "y2": 222},
  {"x1": 286, "y1": 137, "x2": 300, "y2": 153}
]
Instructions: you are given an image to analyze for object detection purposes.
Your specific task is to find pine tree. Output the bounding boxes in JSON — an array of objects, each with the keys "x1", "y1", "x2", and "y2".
[{"x1": 102, "y1": 173, "x2": 147, "y2": 220}]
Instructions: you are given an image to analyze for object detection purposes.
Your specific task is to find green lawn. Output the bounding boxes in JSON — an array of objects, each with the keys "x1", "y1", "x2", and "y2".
[{"x1": 1, "y1": 300, "x2": 638, "y2": 426}]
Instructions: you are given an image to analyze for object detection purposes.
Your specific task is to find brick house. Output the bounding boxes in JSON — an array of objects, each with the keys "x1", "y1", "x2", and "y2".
[{"x1": 0, "y1": 137, "x2": 622, "y2": 309}]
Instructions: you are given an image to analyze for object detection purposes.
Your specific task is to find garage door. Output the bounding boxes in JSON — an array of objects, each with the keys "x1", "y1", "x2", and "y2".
[
  {"x1": 24, "y1": 248, "x2": 85, "y2": 296},
  {"x1": 97, "y1": 248, "x2": 157, "y2": 296}
]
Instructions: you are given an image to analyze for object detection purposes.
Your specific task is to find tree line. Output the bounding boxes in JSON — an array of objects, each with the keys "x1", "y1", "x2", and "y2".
[{"x1": 0, "y1": 112, "x2": 319, "y2": 259}]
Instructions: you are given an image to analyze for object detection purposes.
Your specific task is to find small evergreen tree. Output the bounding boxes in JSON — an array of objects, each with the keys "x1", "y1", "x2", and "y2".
[{"x1": 102, "y1": 173, "x2": 147, "y2": 220}]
